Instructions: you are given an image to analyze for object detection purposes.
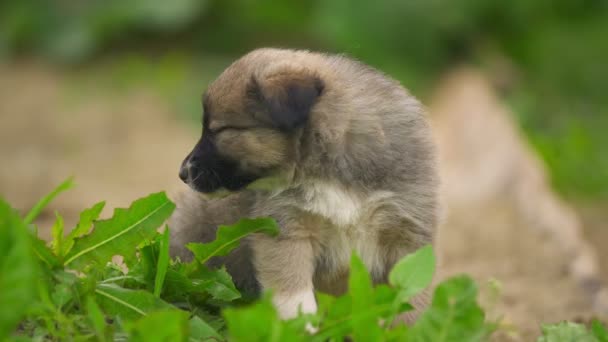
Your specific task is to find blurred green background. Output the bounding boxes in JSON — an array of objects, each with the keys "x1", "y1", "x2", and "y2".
[{"x1": 1, "y1": 0, "x2": 607, "y2": 199}]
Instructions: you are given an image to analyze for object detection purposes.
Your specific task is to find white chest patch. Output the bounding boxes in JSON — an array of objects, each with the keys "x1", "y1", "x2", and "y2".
[{"x1": 301, "y1": 182, "x2": 363, "y2": 226}]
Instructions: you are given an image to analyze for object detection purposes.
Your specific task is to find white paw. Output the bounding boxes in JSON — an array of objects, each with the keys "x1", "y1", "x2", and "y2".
[
  {"x1": 305, "y1": 322, "x2": 319, "y2": 334},
  {"x1": 273, "y1": 289, "x2": 318, "y2": 319}
]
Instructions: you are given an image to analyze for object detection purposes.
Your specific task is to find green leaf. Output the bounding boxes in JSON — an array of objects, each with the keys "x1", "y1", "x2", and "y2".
[
  {"x1": 592, "y1": 319, "x2": 608, "y2": 342},
  {"x1": 150, "y1": 262, "x2": 241, "y2": 306},
  {"x1": 192, "y1": 266, "x2": 241, "y2": 302},
  {"x1": 348, "y1": 253, "x2": 383, "y2": 341},
  {"x1": 313, "y1": 293, "x2": 353, "y2": 342},
  {"x1": 64, "y1": 192, "x2": 175, "y2": 270},
  {"x1": 312, "y1": 286, "x2": 406, "y2": 342},
  {"x1": 154, "y1": 227, "x2": 170, "y2": 298},
  {"x1": 187, "y1": 218, "x2": 279, "y2": 264},
  {"x1": 410, "y1": 275, "x2": 490, "y2": 342},
  {"x1": 375, "y1": 283, "x2": 414, "y2": 324},
  {"x1": 50, "y1": 212, "x2": 64, "y2": 257},
  {"x1": 138, "y1": 237, "x2": 163, "y2": 290},
  {"x1": 316, "y1": 292, "x2": 349, "y2": 322},
  {"x1": 86, "y1": 297, "x2": 107, "y2": 342},
  {"x1": 0, "y1": 198, "x2": 39, "y2": 340},
  {"x1": 30, "y1": 234, "x2": 61, "y2": 268},
  {"x1": 189, "y1": 316, "x2": 224, "y2": 341},
  {"x1": 160, "y1": 268, "x2": 196, "y2": 300},
  {"x1": 24, "y1": 177, "x2": 74, "y2": 224},
  {"x1": 129, "y1": 310, "x2": 189, "y2": 342},
  {"x1": 537, "y1": 321, "x2": 596, "y2": 342},
  {"x1": 389, "y1": 245, "x2": 435, "y2": 301},
  {"x1": 385, "y1": 324, "x2": 410, "y2": 341},
  {"x1": 51, "y1": 270, "x2": 79, "y2": 309},
  {"x1": 245, "y1": 175, "x2": 290, "y2": 191},
  {"x1": 95, "y1": 283, "x2": 175, "y2": 321},
  {"x1": 62, "y1": 201, "x2": 106, "y2": 257},
  {"x1": 223, "y1": 293, "x2": 304, "y2": 342},
  {"x1": 132, "y1": 246, "x2": 189, "y2": 301}
]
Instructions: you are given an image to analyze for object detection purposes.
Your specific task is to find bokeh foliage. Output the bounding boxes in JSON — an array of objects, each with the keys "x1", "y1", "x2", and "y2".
[{"x1": 1, "y1": 0, "x2": 607, "y2": 198}]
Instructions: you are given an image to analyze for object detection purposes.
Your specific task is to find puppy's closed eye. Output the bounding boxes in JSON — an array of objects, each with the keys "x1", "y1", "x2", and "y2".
[
  {"x1": 208, "y1": 125, "x2": 252, "y2": 135},
  {"x1": 215, "y1": 128, "x2": 289, "y2": 170}
]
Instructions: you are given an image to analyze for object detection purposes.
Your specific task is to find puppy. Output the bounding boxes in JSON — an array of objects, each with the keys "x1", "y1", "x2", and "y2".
[{"x1": 169, "y1": 48, "x2": 440, "y2": 321}]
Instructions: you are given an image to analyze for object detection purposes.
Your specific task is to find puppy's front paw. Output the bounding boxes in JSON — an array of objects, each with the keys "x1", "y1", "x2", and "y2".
[
  {"x1": 273, "y1": 289, "x2": 318, "y2": 319},
  {"x1": 305, "y1": 322, "x2": 319, "y2": 334}
]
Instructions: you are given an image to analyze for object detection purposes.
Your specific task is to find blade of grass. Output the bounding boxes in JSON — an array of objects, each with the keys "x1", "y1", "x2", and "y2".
[
  {"x1": 86, "y1": 297, "x2": 106, "y2": 341},
  {"x1": 50, "y1": 212, "x2": 64, "y2": 257},
  {"x1": 24, "y1": 177, "x2": 74, "y2": 224},
  {"x1": 154, "y1": 227, "x2": 170, "y2": 298}
]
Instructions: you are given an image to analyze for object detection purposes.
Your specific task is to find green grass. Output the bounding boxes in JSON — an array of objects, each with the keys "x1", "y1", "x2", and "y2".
[
  {"x1": 510, "y1": 90, "x2": 608, "y2": 200},
  {"x1": 1, "y1": 178, "x2": 607, "y2": 341}
]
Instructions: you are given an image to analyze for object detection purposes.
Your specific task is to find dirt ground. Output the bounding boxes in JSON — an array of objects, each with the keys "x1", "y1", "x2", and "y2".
[{"x1": 1, "y1": 63, "x2": 606, "y2": 341}]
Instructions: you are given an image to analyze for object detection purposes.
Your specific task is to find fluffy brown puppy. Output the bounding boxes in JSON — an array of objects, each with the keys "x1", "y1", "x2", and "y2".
[{"x1": 169, "y1": 48, "x2": 440, "y2": 320}]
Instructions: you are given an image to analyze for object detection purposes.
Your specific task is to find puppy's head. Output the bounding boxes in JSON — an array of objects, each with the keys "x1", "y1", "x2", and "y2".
[{"x1": 179, "y1": 49, "x2": 325, "y2": 193}]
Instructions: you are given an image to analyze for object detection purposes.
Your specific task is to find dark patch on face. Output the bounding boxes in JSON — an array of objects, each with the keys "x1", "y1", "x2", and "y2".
[
  {"x1": 180, "y1": 131, "x2": 261, "y2": 193},
  {"x1": 179, "y1": 95, "x2": 261, "y2": 193}
]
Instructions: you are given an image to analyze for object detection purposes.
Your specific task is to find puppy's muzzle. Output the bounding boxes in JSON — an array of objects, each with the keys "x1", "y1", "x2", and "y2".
[
  {"x1": 178, "y1": 158, "x2": 210, "y2": 186},
  {"x1": 179, "y1": 164, "x2": 190, "y2": 183},
  {"x1": 178, "y1": 150, "x2": 194, "y2": 183},
  {"x1": 178, "y1": 149, "x2": 229, "y2": 193},
  {"x1": 178, "y1": 160, "x2": 191, "y2": 183},
  {"x1": 178, "y1": 136, "x2": 259, "y2": 193}
]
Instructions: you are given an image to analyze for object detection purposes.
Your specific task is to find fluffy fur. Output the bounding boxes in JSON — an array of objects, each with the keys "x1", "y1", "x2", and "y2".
[{"x1": 169, "y1": 48, "x2": 440, "y2": 321}]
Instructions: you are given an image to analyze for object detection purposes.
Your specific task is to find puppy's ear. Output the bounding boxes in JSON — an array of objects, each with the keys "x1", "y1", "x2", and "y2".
[{"x1": 247, "y1": 70, "x2": 324, "y2": 131}]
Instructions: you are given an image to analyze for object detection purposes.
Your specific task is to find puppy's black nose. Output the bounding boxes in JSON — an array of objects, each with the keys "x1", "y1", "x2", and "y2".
[{"x1": 178, "y1": 165, "x2": 189, "y2": 182}]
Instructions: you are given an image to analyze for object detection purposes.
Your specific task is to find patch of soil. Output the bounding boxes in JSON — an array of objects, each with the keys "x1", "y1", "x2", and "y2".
[
  {"x1": 437, "y1": 200, "x2": 595, "y2": 341},
  {"x1": 0, "y1": 63, "x2": 194, "y2": 238},
  {"x1": 577, "y1": 203, "x2": 608, "y2": 284}
]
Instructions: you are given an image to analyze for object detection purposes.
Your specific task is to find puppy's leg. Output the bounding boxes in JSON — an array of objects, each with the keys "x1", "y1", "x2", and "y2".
[
  {"x1": 251, "y1": 235, "x2": 316, "y2": 319},
  {"x1": 168, "y1": 190, "x2": 254, "y2": 261},
  {"x1": 378, "y1": 242, "x2": 433, "y2": 325},
  {"x1": 372, "y1": 204, "x2": 437, "y2": 324},
  {"x1": 168, "y1": 191, "x2": 261, "y2": 296}
]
